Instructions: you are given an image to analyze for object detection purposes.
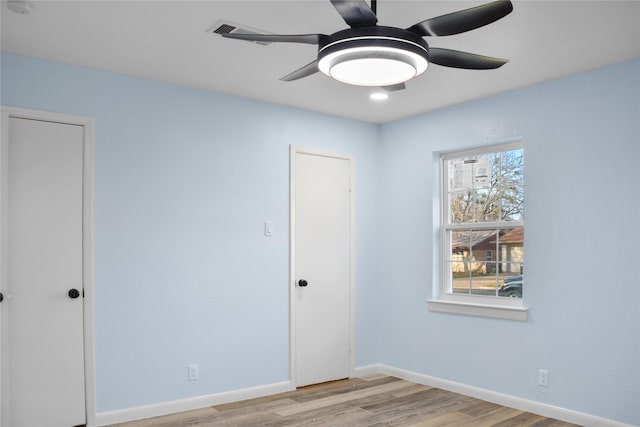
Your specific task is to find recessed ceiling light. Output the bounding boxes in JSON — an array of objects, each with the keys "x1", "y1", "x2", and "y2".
[{"x1": 370, "y1": 92, "x2": 389, "y2": 101}]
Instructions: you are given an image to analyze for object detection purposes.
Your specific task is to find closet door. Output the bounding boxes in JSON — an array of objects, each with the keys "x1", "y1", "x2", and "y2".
[{"x1": 292, "y1": 147, "x2": 353, "y2": 387}]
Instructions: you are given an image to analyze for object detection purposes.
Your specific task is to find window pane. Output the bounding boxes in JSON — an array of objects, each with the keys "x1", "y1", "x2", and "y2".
[
  {"x1": 470, "y1": 270, "x2": 500, "y2": 296},
  {"x1": 499, "y1": 148, "x2": 524, "y2": 188},
  {"x1": 502, "y1": 263, "x2": 524, "y2": 275},
  {"x1": 500, "y1": 185, "x2": 524, "y2": 221},
  {"x1": 468, "y1": 228, "x2": 499, "y2": 296},
  {"x1": 448, "y1": 156, "x2": 485, "y2": 192},
  {"x1": 498, "y1": 272, "x2": 523, "y2": 298},
  {"x1": 497, "y1": 227, "x2": 524, "y2": 298},
  {"x1": 496, "y1": 227, "x2": 524, "y2": 272},
  {"x1": 472, "y1": 153, "x2": 495, "y2": 190},
  {"x1": 498, "y1": 148, "x2": 524, "y2": 221},
  {"x1": 475, "y1": 188, "x2": 500, "y2": 222},
  {"x1": 451, "y1": 267, "x2": 471, "y2": 294},
  {"x1": 450, "y1": 230, "x2": 471, "y2": 294},
  {"x1": 450, "y1": 191, "x2": 473, "y2": 224}
]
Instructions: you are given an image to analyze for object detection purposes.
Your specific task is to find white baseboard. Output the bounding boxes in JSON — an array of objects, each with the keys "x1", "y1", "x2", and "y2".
[
  {"x1": 355, "y1": 364, "x2": 634, "y2": 427},
  {"x1": 95, "y1": 365, "x2": 634, "y2": 427},
  {"x1": 353, "y1": 364, "x2": 382, "y2": 377},
  {"x1": 94, "y1": 380, "x2": 294, "y2": 426}
]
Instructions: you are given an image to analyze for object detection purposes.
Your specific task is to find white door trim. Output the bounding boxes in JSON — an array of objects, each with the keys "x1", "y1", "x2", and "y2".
[
  {"x1": 289, "y1": 145, "x2": 355, "y2": 387},
  {"x1": 0, "y1": 106, "x2": 96, "y2": 427}
]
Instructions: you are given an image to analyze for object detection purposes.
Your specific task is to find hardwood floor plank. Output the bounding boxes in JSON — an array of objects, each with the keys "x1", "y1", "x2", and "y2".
[
  {"x1": 359, "y1": 373, "x2": 391, "y2": 381},
  {"x1": 361, "y1": 388, "x2": 461, "y2": 413},
  {"x1": 290, "y1": 376, "x2": 403, "y2": 403},
  {"x1": 274, "y1": 380, "x2": 412, "y2": 417},
  {"x1": 362, "y1": 390, "x2": 476, "y2": 426},
  {"x1": 408, "y1": 410, "x2": 475, "y2": 427},
  {"x1": 529, "y1": 419, "x2": 582, "y2": 427},
  {"x1": 491, "y1": 411, "x2": 549, "y2": 427},
  {"x1": 202, "y1": 408, "x2": 285, "y2": 427},
  {"x1": 107, "y1": 376, "x2": 581, "y2": 427},
  {"x1": 109, "y1": 406, "x2": 221, "y2": 427},
  {"x1": 268, "y1": 406, "x2": 375, "y2": 427},
  {"x1": 458, "y1": 400, "x2": 503, "y2": 417},
  {"x1": 459, "y1": 406, "x2": 523, "y2": 426},
  {"x1": 389, "y1": 383, "x2": 432, "y2": 398},
  {"x1": 213, "y1": 397, "x2": 298, "y2": 414}
]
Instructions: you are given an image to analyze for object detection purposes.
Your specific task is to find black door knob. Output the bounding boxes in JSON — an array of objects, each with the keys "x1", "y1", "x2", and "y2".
[
  {"x1": 0, "y1": 292, "x2": 3, "y2": 303},
  {"x1": 298, "y1": 279, "x2": 308, "y2": 287},
  {"x1": 68, "y1": 288, "x2": 81, "y2": 299}
]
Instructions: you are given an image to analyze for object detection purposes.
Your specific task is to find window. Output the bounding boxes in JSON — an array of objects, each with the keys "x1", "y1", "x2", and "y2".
[{"x1": 428, "y1": 141, "x2": 527, "y2": 320}]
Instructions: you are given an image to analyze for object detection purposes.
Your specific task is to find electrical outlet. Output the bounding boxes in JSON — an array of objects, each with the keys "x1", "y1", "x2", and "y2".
[
  {"x1": 538, "y1": 369, "x2": 549, "y2": 387},
  {"x1": 188, "y1": 364, "x2": 199, "y2": 381}
]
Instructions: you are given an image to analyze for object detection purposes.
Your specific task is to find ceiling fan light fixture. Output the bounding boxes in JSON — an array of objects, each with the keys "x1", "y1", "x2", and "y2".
[
  {"x1": 318, "y1": 30, "x2": 429, "y2": 87},
  {"x1": 319, "y1": 46, "x2": 428, "y2": 86},
  {"x1": 221, "y1": 0, "x2": 514, "y2": 91}
]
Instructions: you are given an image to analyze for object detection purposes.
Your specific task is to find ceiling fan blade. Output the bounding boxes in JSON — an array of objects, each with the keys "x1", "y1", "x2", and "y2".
[
  {"x1": 381, "y1": 83, "x2": 406, "y2": 92},
  {"x1": 280, "y1": 60, "x2": 320, "y2": 82},
  {"x1": 429, "y1": 48, "x2": 508, "y2": 69},
  {"x1": 222, "y1": 33, "x2": 326, "y2": 45},
  {"x1": 330, "y1": 0, "x2": 378, "y2": 27},
  {"x1": 407, "y1": 0, "x2": 513, "y2": 37}
]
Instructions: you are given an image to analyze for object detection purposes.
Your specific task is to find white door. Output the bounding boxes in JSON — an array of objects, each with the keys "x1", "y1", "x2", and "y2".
[
  {"x1": 3, "y1": 117, "x2": 86, "y2": 427},
  {"x1": 292, "y1": 147, "x2": 352, "y2": 387}
]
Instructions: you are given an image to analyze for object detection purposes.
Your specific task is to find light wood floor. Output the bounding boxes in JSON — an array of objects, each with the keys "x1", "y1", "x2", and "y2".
[{"x1": 109, "y1": 375, "x2": 580, "y2": 427}]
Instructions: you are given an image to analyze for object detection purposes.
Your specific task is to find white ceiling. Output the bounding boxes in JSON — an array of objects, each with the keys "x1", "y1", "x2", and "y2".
[{"x1": 1, "y1": 0, "x2": 639, "y2": 123}]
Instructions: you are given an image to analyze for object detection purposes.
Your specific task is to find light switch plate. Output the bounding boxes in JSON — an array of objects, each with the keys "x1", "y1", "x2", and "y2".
[{"x1": 188, "y1": 364, "x2": 199, "y2": 381}]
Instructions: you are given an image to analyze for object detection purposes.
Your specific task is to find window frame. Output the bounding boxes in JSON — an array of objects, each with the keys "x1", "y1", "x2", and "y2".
[{"x1": 427, "y1": 140, "x2": 528, "y2": 321}]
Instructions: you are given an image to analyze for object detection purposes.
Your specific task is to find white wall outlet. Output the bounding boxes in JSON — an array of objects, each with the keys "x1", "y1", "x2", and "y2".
[
  {"x1": 538, "y1": 369, "x2": 549, "y2": 387},
  {"x1": 188, "y1": 364, "x2": 199, "y2": 381}
]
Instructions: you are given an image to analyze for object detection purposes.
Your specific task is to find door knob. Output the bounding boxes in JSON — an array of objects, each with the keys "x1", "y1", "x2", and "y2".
[
  {"x1": 0, "y1": 292, "x2": 3, "y2": 303},
  {"x1": 298, "y1": 279, "x2": 308, "y2": 287},
  {"x1": 68, "y1": 288, "x2": 81, "y2": 299}
]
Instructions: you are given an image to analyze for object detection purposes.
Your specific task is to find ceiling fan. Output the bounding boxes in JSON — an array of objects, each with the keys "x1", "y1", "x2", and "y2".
[{"x1": 222, "y1": 0, "x2": 513, "y2": 91}]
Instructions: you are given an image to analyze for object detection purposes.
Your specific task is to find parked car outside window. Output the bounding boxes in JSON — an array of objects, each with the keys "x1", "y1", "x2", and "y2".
[{"x1": 498, "y1": 275, "x2": 522, "y2": 298}]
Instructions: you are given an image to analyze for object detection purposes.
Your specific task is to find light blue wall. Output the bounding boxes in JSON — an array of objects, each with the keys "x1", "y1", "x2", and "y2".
[
  {"x1": 2, "y1": 52, "x2": 639, "y2": 424},
  {"x1": 1, "y1": 53, "x2": 381, "y2": 411},
  {"x1": 377, "y1": 59, "x2": 640, "y2": 425}
]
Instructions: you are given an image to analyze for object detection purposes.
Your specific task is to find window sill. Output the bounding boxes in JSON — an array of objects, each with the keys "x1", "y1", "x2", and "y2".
[{"x1": 427, "y1": 299, "x2": 528, "y2": 321}]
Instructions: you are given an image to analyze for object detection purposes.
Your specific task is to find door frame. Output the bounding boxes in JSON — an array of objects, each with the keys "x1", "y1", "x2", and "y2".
[
  {"x1": 289, "y1": 145, "x2": 355, "y2": 387},
  {"x1": 0, "y1": 106, "x2": 96, "y2": 427}
]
